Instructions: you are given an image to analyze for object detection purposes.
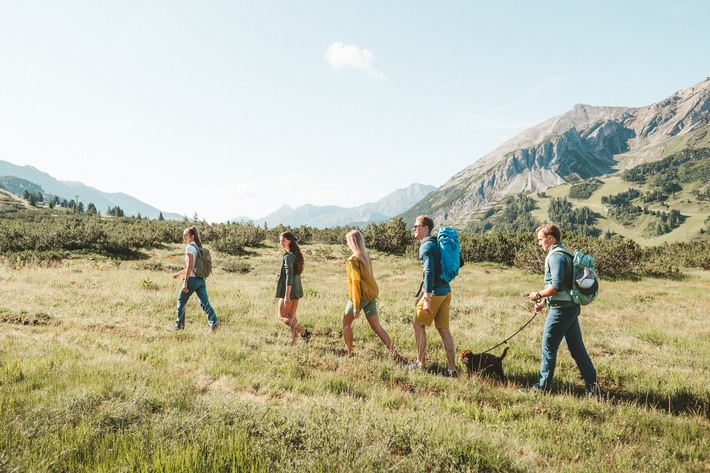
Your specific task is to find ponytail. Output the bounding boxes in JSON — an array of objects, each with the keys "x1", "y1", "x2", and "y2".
[{"x1": 185, "y1": 226, "x2": 203, "y2": 248}]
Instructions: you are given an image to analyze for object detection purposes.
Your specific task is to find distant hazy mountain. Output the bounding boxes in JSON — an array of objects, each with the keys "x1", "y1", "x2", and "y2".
[
  {"x1": 403, "y1": 77, "x2": 710, "y2": 224},
  {"x1": 250, "y1": 183, "x2": 436, "y2": 228},
  {"x1": 0, "y1": 161, "x2": 184, "y2": 220}
]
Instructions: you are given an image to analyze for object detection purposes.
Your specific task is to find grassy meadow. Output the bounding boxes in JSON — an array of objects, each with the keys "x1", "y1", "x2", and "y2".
[
  {"x1": 1, "y1": 241, "x2": 709, "y2": 472},
  {"x1": 530, "y1": 175, "x2": 710, "y2": 247}
]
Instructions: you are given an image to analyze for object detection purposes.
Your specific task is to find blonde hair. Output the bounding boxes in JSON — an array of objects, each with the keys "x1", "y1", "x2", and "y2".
[{"x1": 345, "y1": 230, "x2": 373, "y2": 277}]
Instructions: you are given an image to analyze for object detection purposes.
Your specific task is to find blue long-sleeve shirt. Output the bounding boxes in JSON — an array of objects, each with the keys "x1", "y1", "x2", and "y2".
[{"x1": 419, "y1": 236, "x2": 451, "y2": 296}]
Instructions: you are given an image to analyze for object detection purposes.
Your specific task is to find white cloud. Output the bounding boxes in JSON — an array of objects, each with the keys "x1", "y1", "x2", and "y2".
[{"x1": 325, "y1": 42, "x2": 385, "y2": 80}]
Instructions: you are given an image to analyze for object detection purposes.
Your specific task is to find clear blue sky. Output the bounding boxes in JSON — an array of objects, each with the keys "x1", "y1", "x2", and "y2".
[{"x1": 1, "y1": 1, "x2": 708, "y2": 222}]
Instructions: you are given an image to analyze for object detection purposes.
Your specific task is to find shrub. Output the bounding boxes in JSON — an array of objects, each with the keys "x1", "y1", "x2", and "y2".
[
  {"x1": 221, "y1": 258, "x2": 252, "y2": 274},
  {"x1": 513, "y1": 234, "x2": 642, "y2": 278},
  {"x1": 460, "y1": 231, "x2": 530, "y2": 266},
  {"x1": 362, "y1": 218, "x2": 411, "y2": 255}
]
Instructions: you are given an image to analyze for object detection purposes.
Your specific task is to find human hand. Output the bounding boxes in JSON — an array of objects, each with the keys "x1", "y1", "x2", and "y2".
[
  {"x1": 353, "y1": 309, "x2": 361, "y2": 319},
  {"x1": 423, "y1": 300, "x2": 432, "y2": 314}
]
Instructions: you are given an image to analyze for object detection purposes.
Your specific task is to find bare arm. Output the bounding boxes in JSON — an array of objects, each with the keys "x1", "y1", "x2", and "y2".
[{"x1": 172, "y1": 253, "x2": 194, "y2": 293}]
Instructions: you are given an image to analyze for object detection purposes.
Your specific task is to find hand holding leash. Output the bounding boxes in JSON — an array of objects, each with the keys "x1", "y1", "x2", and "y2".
[{"x1": 523, "y1": 293, "x2": 545, "y2": 313}]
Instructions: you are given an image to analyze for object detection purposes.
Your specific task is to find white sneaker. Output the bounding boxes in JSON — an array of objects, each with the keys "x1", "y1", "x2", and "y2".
[{"x1": 401, "y1": 362, "x2": 422, "y2": 370}]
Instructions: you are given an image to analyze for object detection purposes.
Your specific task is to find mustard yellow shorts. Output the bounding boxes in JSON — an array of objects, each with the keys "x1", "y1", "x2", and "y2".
[{"x1": 415, "y1": 293, "x2": 451, "y2": 329}]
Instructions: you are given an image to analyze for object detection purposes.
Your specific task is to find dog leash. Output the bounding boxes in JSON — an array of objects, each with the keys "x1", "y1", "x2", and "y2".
[{"x1": 480, "y1": 296, "x2": 541, "y2": 354}]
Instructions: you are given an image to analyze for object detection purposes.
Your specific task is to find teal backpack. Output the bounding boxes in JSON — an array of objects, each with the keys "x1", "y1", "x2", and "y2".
[
  {"x1": 436, "y1": 227, "x2": 463, "y2": 283},
  {"x1": 550, "y1": 248, "x2": 599, "y2": 305}
]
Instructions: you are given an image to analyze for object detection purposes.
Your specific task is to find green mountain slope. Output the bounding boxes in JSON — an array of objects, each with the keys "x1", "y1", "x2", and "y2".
[{"x1": 464, "y1": 147, "x2": 710, "y2": 246}]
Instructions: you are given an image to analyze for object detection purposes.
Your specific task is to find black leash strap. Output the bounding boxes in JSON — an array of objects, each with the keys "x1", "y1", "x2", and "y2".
[{"x1": 480, "y1": 310, "x2": 539, "y2": 354}]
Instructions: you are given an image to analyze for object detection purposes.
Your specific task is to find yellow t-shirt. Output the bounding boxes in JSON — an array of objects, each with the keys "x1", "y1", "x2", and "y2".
[{"x1": 346, "y1": 255, "x2": 379, "y2": 309}]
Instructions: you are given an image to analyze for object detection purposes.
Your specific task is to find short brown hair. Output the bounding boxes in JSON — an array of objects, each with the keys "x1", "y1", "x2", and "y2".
[
  {"x1": 535, "y1": 224, "x2": 561, "y2": 242},
  {"x1": 416, "y1": 215, "x2": 434, "y2": 233}
]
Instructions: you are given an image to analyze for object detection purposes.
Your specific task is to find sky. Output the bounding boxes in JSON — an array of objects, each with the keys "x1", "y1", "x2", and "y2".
[{"x1": 1, "y1": 1, "x2": 709, "y2": 222}]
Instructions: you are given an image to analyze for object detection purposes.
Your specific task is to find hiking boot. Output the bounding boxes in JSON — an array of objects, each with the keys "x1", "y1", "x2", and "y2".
[
  {"x1": 392, "y1": 352, "x2": 407, "y2": 365},
  {"x1": 401, "y1": 361, "x2": 422, "y2": 371},
  {"x1": 446, "y1": 369, "x2": 459, "y2": 379},
  {"x1": 587, "y1": 383, "x2": 605, "y2": 399},
  {"x1": 301, "y1": 329, "x2": 312, "y2": 343}
]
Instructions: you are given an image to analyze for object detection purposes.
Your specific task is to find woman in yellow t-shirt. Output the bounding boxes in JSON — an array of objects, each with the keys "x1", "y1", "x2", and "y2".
[{"x1": 342, "y1": 230, "x2": 401, "y2": 360}]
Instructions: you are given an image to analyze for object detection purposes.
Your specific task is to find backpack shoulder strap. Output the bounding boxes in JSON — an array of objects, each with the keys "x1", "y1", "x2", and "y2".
[
  {"x1": 546, "y1": 247, "x2": 575, "y2": 300},
  {"x1": 549, "y1": 247, "x2": 573, "y2": 258}
]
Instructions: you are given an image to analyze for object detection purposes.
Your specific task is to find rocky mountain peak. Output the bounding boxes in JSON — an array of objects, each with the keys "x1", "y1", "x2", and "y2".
[{"x1": 404, "y1": 77, "x2": 710, "y2": 225}]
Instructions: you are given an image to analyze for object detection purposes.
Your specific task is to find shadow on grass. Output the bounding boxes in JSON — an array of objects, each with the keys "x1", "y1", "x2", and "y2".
[
  {"x1": 611, "y1": 388, "x2": 709, "y2": 417},
  {"x1": 506, "y1": 372, "x2": 709, "y2": 417}
]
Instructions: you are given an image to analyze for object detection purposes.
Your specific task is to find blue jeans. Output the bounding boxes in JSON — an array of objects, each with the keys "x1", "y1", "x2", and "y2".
[
  {"x1": 538, "y1": 304, "x2": 597, "y2": 390},
  {"x1": 175, "y1": 277, "x2": 218, "y2": 329}
]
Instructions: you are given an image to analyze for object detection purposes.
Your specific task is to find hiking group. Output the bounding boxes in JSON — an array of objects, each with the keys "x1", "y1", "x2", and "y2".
[{"x1": 171, "y1": 217, "x2": 603, "y2": 396}]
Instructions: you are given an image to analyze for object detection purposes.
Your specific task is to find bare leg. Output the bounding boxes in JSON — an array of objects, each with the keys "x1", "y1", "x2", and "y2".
[
  {"x1": 342, "y1": 313, "x2": 355, "y2": 356},
  {"x1": 413, "y1": 322, "x2": 427, "y2": 367},
  {"x1": 367, "y1": 315, "x2": 398, "y2": 357},
  {"x1": 278, "y1": 299, "x2": 304, "y2": 343},
  {"x1": 437, "y1": 328, "x2": 456, "y2": 372}
]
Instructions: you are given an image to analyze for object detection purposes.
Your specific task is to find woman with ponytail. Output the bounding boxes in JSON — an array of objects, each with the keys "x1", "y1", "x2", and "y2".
[
  {"x1": 276, "y1": 232, "x2": 311, "y2": 343},
  {"x1": 342, "y1": 230, "x2": 401, "y2": 360},
  {"x1": 171, "y1": 226, "x2": 219, "y2": 331}
]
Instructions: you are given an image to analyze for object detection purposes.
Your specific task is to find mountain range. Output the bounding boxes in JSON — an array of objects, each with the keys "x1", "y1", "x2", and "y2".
[
  {"x1": 245, "y1": 183, "x2": 436, "y2": 228},
  {"x1": 2, "y1": 77, "x2": 709, "y2": 236},
  {"x1": 404, "y1": 77, "x2": 710, "y2": 225},
  {"x1": 0, "y1": 161, "x2": 184, "y2": 220}
]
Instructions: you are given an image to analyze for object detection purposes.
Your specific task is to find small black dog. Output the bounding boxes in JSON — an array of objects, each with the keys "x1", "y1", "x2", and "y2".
[{"x1": 460, "y1": 347, "x2": 509, "y2": 380}]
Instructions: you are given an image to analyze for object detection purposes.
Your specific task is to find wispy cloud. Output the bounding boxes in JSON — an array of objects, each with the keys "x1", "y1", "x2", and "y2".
[{"x1": 325, "y1": 42, "x2": 385, "y2": 80}]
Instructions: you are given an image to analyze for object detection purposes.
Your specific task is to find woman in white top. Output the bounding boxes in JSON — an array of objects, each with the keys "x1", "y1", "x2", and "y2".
[{"x1": 171, "y1": 226, "x2": 219, "y2": 331}]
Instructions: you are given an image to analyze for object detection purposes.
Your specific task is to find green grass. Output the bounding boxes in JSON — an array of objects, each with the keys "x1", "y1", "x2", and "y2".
[{"x1": 1, "y1": 243, "x2": 709, "y2": 471}]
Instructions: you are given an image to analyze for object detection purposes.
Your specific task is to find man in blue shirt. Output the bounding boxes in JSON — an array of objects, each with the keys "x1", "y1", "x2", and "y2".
[
  {"x1": 525, "y1": 224, "x2": 601, "y2": 397},
  {"x1": 403, "y1": 215, "x2": 458, "y2": 377}
]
